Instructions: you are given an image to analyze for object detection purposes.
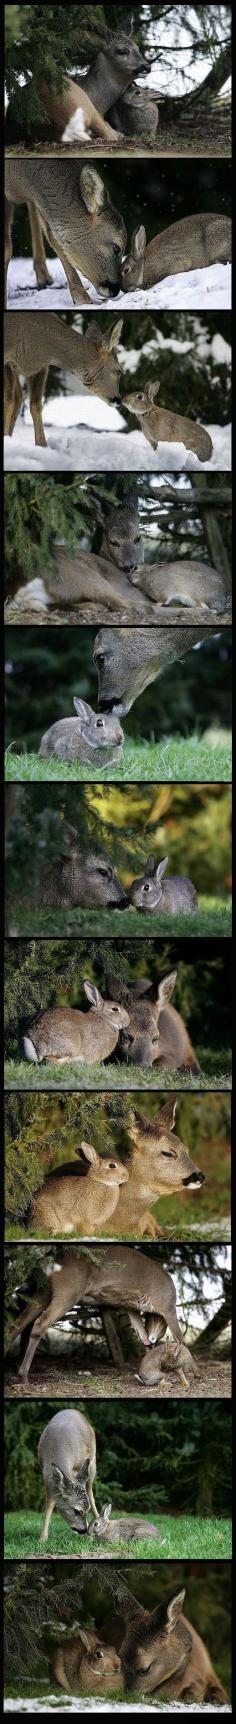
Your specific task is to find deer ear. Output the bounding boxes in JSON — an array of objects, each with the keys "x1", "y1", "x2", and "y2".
[
  {"x1": 158, "y1": 970, "x2": 177, "y2": 1008},
  {"x1": 155, "y1": 1096, "x2": 178, "y2": 1134},
  {"x1": 80, "y1": 1458, "x2": 91, "y2": 1483},
  {"x1": 105, "y1": 319, "x2": 123, "y2": 351},
  {"x1": 80, "y1": 1140, "x2": 99, "y2": 1168},
  {"x1": 165, "y1": 1591, "x2": 185, "y2": 1635},
  {"x1": 73, "y1": 697, "x2": 93, "y2": 721},
  {"x1": 132, "y1": 225, "x2": 146, "y2": 260},
  {"x1": 156, "y1": 856, "x2": 169, "y2": 882},
  {"x1": 80, "y1": 166, "x2": 105, "y2": 213},
  {"x1": 84, "y1": 980, "x2": 102, "y2": 1008},
  {"x1": 52, "y1": 1465, "x2": 65, "y2": 1490}
]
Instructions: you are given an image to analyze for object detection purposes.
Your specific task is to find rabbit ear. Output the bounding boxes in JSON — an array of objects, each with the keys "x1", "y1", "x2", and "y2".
[
  {"x1": 146, "y1": 854, "x2": 156, "y2": 877},
  {"x1": 147, "y1": 380, "x2": 160, "y2": 402},
  {"x1": 156, "y1": 856, "x2": 169, "y2": 882},
  {"x1": 73, "y1": 697, "x2": 93, "y2": 721},
  {"x1": 84, "y1": 980, "x2": 102, "y2": 1009},
  {"x1": 131, "y1": 225, "x2": 146, "y2": 259},
  {"x1": 102, "y1": 1502, "x2": 112, "y2": 1521},
  {"x1": 80, "y1": 1140, "x2": 99, "y2": 1168},
  {"x1": 158, "y1": 970, "x2": 177, "y2": 1009},
  {"x1": 78, "y1": 1628, "x2": 94, "y2": 1651}
]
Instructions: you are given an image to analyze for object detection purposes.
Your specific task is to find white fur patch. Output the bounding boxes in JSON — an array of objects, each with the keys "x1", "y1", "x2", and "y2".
[
  {"x1": 23, "y1": 1035, "x2": 38, "y2": 1063},
  {"x1": 62, "y1": 107, "x2": 89, "y2": 142},
  {"x1": 15, "y1": 577, "x2": 49, "y2": 610}
]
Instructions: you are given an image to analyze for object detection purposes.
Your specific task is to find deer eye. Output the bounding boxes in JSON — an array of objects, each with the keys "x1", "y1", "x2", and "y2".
[
  {"x1": 161, "y1": 1150, "x2": 176, "y2": 1159},
  {"x1": 113, "y1": 243, "x2": 122, "y2": 257},
  {"x1": 94, "y1": 652, "x2": 105, "y2": 665}
]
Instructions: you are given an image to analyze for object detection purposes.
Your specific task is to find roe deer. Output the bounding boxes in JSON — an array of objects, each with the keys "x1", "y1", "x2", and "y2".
[
  {"x1": 40, "y1": 834, "x2": 127, "y2": 910},
  {"x1": 38, "y1": 80, "x2": 122, "y2": 145},
  {"x1": 84, "y1": 18, "x2": 150, "y2": 117},
  {"x1": 129, "y1": 855, "x2": 198, "y2": 915},
  {"x1": 117, "y1": 1579, "x2": 228, "y2": 1700},
  {"x1": 38, "y1": 1406, "x2": 98, "y2": 1541},
  {"x1": 5, "y1": 163, "x2": 126, "y2": 306},
  {"x1": 13, "y1": 1242, "x2": 192, "y2": 1383},
  {"x1": 91, "y1": 1502, "x2": 162, "y2": 1545},
  {"x1": 121, "y1": 214, "x2": 231, "y2": 292},
  {"x1": 51, "y1": 1627, "x2": 122, "y2": 1695},
  {"x1": 104, "y1": 969, "x2": 200, "y2": 1071},
  {"x1": 39, "y1": 698, "x2": 124, "y2": 766},
  {"x1": 22, "y1": 979, "x2": 130, "y2": 1066},
  {"x1": 124, "y1": 382, "x2": 213, "y2": 463},
  {"x1": 131, "y1": 557, "x2": 226, "y2": 611},
  {"x1": 4, "y1": 311, "x2": 123, "y2": 446},
  {"x1": 107, "y1": 1095, "x2": 205, "y2": 1239},
  {"x1": 38, "y1": 547, "x2": 144, "y2": 616},
  {"x1": 95, "y1": 486, "x2": 144, "y2": 570},
  {"x1": 31, "y1": 1140, "x2": 128, "y2": 1235},
  {"x1": 94, "y1": 622, "x2": 213, "y2": 714},
  {"x1": 138, "y1": 1336, "x2": 199, "y2": 1390},
  {"x1": 109, "y1": 88, "x2": 159, "y2": 140},
  {"x1": 5, "y1": 19, "x2": 149, "y2": 147}
]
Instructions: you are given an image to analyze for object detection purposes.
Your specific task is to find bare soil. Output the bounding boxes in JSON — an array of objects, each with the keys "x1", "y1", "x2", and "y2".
[
  {"x1": 4, "y1": 599, "x2": 232, "y2": 629},
  {"x1": 4, "y1": 1357, "x2": 231, "y2": 1399}
]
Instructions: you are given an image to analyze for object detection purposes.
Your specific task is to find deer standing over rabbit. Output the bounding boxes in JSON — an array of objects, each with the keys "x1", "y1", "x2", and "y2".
[
  {"x1": 121, "y1": 214, "x2": 231, "y2": 292},
  {"x1": 4, "y1": 311, "x2": 123, "y2": 446},
  {"x1": 10, "y1": 1240, "x2": 197, "y2": 1383},
  {"x1": 125, "y1": 381, "x2": 213, "y2": 463},
  {"x1": 39, "y1": 697, "x2": 124, "y2": 767},
  {"x1": 91, "y1": 1502, "x2": 162, "y2": 1547},
  {"x1": 129, "y1": 855, "x2": 198, "y2": 915},
  {"x1": 22, "y1": 978, "x2": 130, "y2": 1066},
  {"x1": 38, "y1": 1407, "x2": 98, "y2": 1541}
]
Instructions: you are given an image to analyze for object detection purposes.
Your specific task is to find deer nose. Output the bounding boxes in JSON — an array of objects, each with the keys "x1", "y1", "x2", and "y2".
[{"x1": 182, "y1": 1171, "x2": 205, "y2": 1186}]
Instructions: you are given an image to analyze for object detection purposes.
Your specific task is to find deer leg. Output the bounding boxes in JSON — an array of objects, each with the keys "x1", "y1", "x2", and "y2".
[
  {"x1": 42, "y1": 218, "x2": 91, "y2": 305},
  {"x1": 5, "y1": 1295, "x2": 45, "y2": 1355},
  {"x1": 4, "y1": 197, "x2": 13, "y2": 305},
  {"x1": 87, "y1": 1472, "x2": 99, "y2": 1521},
  {"x1": 128, "y1": 1311, "x2": 150, "y2": 1346},
  {"x1": 139, "y1": 1211, "x2": 164, "y2": 1239},
  {"x1": 4, "y1": 366, "x2": 23, "y2": 436},
  {"x1": 40, "y1": 1492, "x2": 55, "y2": 1543},
  {"x1": 18, "y1": 1289, "x2": 68, "y2": 1381},
  {"x1": 28, "y1": 367, "x2": 48, "y2": 446},
  {"x1": 27, "y1": 201, "x2": 53, "y2": 287}
]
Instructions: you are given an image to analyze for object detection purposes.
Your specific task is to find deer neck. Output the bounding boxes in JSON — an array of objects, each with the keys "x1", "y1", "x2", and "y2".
[{"x1": 84, "y1": 57, "x2": 127, "y2": 113}]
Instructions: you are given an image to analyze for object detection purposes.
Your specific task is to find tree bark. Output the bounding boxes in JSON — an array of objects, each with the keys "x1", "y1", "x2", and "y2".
[
  {"x1": 192, "y1": 1284, "x2": 231, "y2": 1354},
  {"x1": 101, "y1": 1309, "x2": 125, "y2": 1366},
  {"x1": 190, "y1": 474, "x2": 231, "y2": 593},
  {"x1": 161, "y1": 42, "x2": 231, "y2": 117}
]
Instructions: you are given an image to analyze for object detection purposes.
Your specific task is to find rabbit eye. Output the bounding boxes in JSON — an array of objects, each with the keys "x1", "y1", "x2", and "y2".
[
  {"x1": 96, "y1": 718, "x2": 104, "y2": 728},
  {"x1": 143, "y1": 882, "x2": 151, "y2": 892},
  {"x1": 109, "y1": 1160, "x2": 117, "y2": 1167}
]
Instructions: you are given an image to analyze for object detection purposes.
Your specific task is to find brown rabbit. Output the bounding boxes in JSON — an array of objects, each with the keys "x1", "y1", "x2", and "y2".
[
  {"x1": 52, "y1": 1627, "x2": 122, "y2": 1695},
  {"x1": 125, "y1": 382, "x2": 213, "y2": 463},
  {"x1": 31, "y1": 1139, "x2": 129, "y2": 1236},
  {"x1": 23, "y1": 979, "x2": 130, "y2": 1065}
]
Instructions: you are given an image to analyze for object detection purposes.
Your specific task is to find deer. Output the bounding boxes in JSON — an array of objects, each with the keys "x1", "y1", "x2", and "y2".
[
  {"x1": 39, "y1": 831, "x2": 128, "y2": 911},
  {"x1": 93, "y1": 622, "x2": 214, "y2": 714},
  {"x1": 124, "y1": 382, "x2": 213, "y2": 464},
  {"x1": 104, "y1": 1095, "x2": 205, "y2": 1239},
  {"x1": 22, "y1": 979, "x2": 130, "y2": 1066},
  {"x1": 39, "y1": 698, "x2": 124, "y2": 767},
  {"x1": 115, "y1": 1577, "x2": 228, "y2": 1701},
  {"x1": 129, "y1": 855, "x2": 198, "y2": 915},
  {"x1": 30, "y1": 1140, "x2": 129, "y2": 1236},
  {"x1": 103, "y1": 971, "x2": 200, "y2": 1072},
  {"x1": 9, "y1": 1240, "x2": 195, "y2": 1384},
  {"x1": 5, "y1": 15, "x2": 150, "y2": 146},
  {"x1": 4, "y1": 311, "x2": 123, "y2": 447},
  {"x1": 92, "y1": 485, "x2": 144, "y2": 571},
  {"x1": 121, "y1": 214, "x2": 231, "y2": 292},
  {"x1": 130, "y1": 556, "x2": 226, "y2": 611},
  {"x1": 51, "y1": 1627, "x2": 122, "y2": 1696},
  {"x1": 38, "y1": 1406, "x2": 98, "y2": 1542},
  {"x1": 31, "y1": 547, "x2": 147, "y2": 618},
  {"x1": 5, "y1": 162, "x2": 126, "y2": 307},
  {"x1": 91, "y1": 1502, "x2": 163, "y2": 1546}
]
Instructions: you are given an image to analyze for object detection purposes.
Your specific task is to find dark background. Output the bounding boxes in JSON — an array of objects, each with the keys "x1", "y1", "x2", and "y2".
[
  {"x1": 4, "y1": 1398, "x2": 231, "y2": 1516},
  {"x1": 5, "y1": 626, "x2": 232, "y2": 747}
]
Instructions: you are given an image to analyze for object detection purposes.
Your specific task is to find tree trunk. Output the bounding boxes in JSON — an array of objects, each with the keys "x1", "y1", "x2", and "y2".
[
  {"x1": 101, "y1": 1310, "x2": 124, "y2": 1366},
  {"x1": 161, "y1": 43, "x2": 231, "y2": 118},
  {"x1": 190, "y1": 474, "x2": 231, "y2": 594},
  {"x1": 192, "y1": 1285, "x2": 232, "y2": 1354}
]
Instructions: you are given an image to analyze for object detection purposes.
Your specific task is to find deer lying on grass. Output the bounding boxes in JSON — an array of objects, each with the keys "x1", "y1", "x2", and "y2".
[
  {"x1": 104, "y1": 969, "x2": 200, "y2": 1071},
  {"x1": 94, "y1": 622, "x2": 213, "y2": 714},
  {"x1": 5, "y1": 162, "x2": 126, "y2": 306},
  {"x1": 105, "y1": 1095, "x2": 205, "y2": 1239},
  {"x1": 124, "y1": 382, "x2": 213, "y2": 463},
  {"x1": 5, "y1": 15, "x2": 149, "y2": 147},
  {"x1": 9, "y1": 1242, "x2": 194, "y2": 1383},
  {"x1": 38, "y1": 1406, "x2": 98, "y2": 1541},
  {"x1": 39, "y1": 832, "x2": 128, "y2": 910},
  {"x1": 22, "y1": 979, "x2": 130, "y2": 1066},
  {"x1": 4, "y1": 311, "x2": 123, "y2": 446},
  {"x1": 117, "y1": 1579, "x2": 228, "y2": 1700},
  {"x1": 121, "y1": 214, "x2": 231, "y2": 292}
]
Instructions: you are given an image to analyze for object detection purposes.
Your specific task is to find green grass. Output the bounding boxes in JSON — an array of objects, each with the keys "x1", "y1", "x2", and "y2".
[
  {"x1": 4, "y1": 1049, "x2": 231, "y2": 1092},
  {"x1": 5, "y1": 896, "x2": 232, "y2": 940},
  {"x1": 5, "y1": 730, "x2": 232, "y2": 784},
  {"x1": 4, "y1": 1511, "x2": 232, "y2": 1563}
]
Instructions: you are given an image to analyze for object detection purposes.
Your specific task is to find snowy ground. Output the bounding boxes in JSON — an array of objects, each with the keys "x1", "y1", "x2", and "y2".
[
  {"x1": 6, "y1": 257, "x2": 232, "y2": 313},
  {"x1": 4, "y1": 1702, "x2": 232, "y2": 1715},
  {"x1": 4, "y1": 402, "x2": 231, "y2": 473}
]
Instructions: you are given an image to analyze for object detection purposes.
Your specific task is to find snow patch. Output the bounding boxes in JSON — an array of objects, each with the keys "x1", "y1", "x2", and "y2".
[
  {"x1": 4, "y1": 407, "x2": 231, "y2": 474},
  {"x1": 6, "y1": 258, "x2": 231, "y2": 314},
  {"x1": 3, "y1": 1703, "x2": 232, "y2": 1715}
]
